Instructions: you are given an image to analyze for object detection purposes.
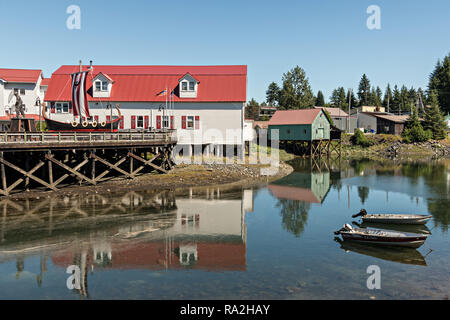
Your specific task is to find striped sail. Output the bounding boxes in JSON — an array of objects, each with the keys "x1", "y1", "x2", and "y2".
[{"x1": 71, "y1": 71, "x2": 90, "y2": 119}]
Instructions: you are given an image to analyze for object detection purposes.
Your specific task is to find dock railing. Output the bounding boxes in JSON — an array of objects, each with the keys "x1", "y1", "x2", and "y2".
[{"x1": 0, "y1": 130, "x2": 177, "y2": 145}]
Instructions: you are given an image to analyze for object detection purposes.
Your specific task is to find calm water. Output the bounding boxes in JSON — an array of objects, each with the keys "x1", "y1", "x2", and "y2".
[{"x1": 0, "y1": 158, "x2": 449, "y2": 299}]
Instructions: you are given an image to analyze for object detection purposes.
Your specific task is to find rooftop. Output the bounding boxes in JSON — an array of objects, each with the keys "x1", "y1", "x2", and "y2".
[
  {"x1": 0, "y1": 68, "x2": 42, "y2": 83},
  {"x1": 268, "y1": 109, "x2": 323, "y2": 126}
]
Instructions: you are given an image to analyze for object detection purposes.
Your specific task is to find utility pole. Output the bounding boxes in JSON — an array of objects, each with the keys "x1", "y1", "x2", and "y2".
[{"x1": 348, "y1": 88, "x2": 351, "y2": 133}]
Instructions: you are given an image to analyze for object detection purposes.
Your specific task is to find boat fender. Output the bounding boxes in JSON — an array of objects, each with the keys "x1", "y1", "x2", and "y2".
[
  {"x1": 100, "y1": 121, "x2": 106, "y2": 127},
  {"x1": 72, "y1": 121, "x2": 79, "y2": 127},
  {"x1": 92, "y1": 121, "x2": 97, "y2": 127},
  {"x1": 352, "y1": 209, "x2": 367, "y2": 218},
  {"x1": 82, "y1": 120, "x2": 88, "y2": 127}
]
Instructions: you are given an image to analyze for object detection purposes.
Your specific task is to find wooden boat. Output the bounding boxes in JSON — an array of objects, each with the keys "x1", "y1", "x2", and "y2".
[
  {"x1": 334, "y1": 224, "x2": 428, "y2": 248},
  {"x1": 43, "y1": 63, "x2": 121, "y2": 132},
  {"x1": 352, "y1": 209, "x2": 432, "y2": 225},
  {"x1": 43, "y1": 104, "x2": 121, "y2": 132}
]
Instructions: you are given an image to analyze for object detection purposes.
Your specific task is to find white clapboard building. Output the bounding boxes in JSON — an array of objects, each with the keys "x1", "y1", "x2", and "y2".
[
  {"x1": 44, "y1": 65, "x2": 247, "y2": 154},
  {"x1": 0, "y1": 68, "x2": 48, "y2": 117}
]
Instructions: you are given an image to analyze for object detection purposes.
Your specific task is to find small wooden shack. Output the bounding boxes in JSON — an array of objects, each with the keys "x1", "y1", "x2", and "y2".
[
  {"x1": 268, "y1": 108, "x2": 339, "y2": 157},
  {"x1": 268, "y1": 108, "x2": 331, "y2": 141}
]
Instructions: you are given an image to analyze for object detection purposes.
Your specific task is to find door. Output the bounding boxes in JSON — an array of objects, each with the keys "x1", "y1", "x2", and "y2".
[{"x1": 317, "y1": 128, "x2": 324, "y2": 139}]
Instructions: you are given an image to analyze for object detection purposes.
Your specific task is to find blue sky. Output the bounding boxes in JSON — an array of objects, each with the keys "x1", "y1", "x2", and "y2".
[{"x1": 1, "y1": 0, "x2": 449, "y2": 103}]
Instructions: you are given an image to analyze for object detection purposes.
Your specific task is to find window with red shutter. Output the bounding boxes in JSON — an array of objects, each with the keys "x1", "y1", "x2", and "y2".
[
  {"x1": 170, "y1": 115, "x2": 174, "y2": 129},
  {"x1": 131, "y1": 115, "x2": 136, "y2": 129},
  {"x1": 106, "y1": 115, "x2": 111, "y2": 123},
  {"x1": 144, "y1": 116, "x2": 149, "y2": 129},
  {"x1": 181, "y1": 116, "x2": 186, "y2": 129},
  {"x1": 120, "y1": 116, "x2": 124, "y2": 129},
  {"x1": 51, "y1": 102, "x2": 55, "y2": 113},
  {"x1": 94, "y1": 115, "x2": 99, "y2": 122},
  {"x1": 195, "y1": 116, "x2": 200, "y2": 129},
  {"x1": 156, "y1": 115, "x2": 161, "y2": 129}
]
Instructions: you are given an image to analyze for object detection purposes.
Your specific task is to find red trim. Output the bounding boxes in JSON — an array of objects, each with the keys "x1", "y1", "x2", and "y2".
[
  {"x1": 131, "y1": 115, "x2": 136, "y2": 129},
  {"x1": 181, "y1": 116, "x2": 186, "y2": 129},
  {"x1": 144, "y1": 115, "x2": 149, "y2": 129},
  {"x1": 51, "y1": 102, "x2": 55, "y2": 113},
  {"x1": 94, "y1": 115, "x2": 99, "y2": 122},
  {"x1": 195, "y1": 116, "x2": 200, "y2": 129},
  {"x1": 170, "y1": 115, "x2": 174, "y2": 129},
  {"x1": 106, "y1": 115, "x2": 111, "y2": 123},
  {"x1": 156, "y1": 115, "x2": 161, "y2": 129},
  {"x1": 119, "y1": 115, "x2": 124, "y2": 129}
]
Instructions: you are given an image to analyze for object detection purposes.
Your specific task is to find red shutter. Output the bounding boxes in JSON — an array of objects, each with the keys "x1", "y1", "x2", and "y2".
[
  {"x1": 106, "y1": 115, "x2": 111, "y2": 123},
  {"x1": 94, "y1": 115, "x2": 99, "y2": 122},
  {"x1": 144, "y1": 115, "x2": 149, "y2": 129},
  {"x1": 51, "y1": 102, "x2": 55, "y2": 113},
  {"x1": 195, "y1": 116, "x2": 200, "y2": 129},
  {"x1": 181, "y1": 116, "x2": 186, "y2": 129},
  {"x1": 120, "y1": 116, "x2": 124, "y2": 129},
  {"x1": 156, "y1": 115, "x2": 161, "y2": 129},
  {"x1": 170, "y1": 115, "x2": 174, "y2": 129},
  {"x1": 131, "y1": 115, "x2": 136, "y2": 129}
]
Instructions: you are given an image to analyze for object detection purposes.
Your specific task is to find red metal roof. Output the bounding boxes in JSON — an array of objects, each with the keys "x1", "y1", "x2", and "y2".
[
  {"x1": 268, "y1": 109, "x2": 322, "y2": 126},
  {"x1": 268, "y1": 184, "x2": 320, "y2": 203},
  {"x1": 40, "y1": 78, "x2": 51, "y2": 86},
  {"x1": 44, "y1": 65, "x2": 247, "y2": 102},
  {"x1": 0, "y1": 68, "x2": 42, "y2": 83}
]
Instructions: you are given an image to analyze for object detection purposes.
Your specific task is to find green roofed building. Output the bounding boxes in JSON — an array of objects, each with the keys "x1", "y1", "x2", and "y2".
[{"x1": 268, "y1": 108, "x2": 332, "y2": 141}]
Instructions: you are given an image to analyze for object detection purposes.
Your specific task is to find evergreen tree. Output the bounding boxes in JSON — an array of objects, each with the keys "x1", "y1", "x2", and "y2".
[
  {"x1": 266, "y1": 82, "x2": 280, "y2": 106},
  {"x1": 346, "y1": 89, "x2": 357, "y2": 112},
  {"x1": 315, "y1": 90, "x2": 325, "y2": 106},
  {"x1": 375, "y1": 86, "x2": 383, "y2": 106},
  {"x1": 402, "y1": 105, "x2": 431, "y2": 143},
  {"x1": 278, "y1": 66, "x2": 315, "y2": 109},
  {"x1": 400, "y1": 85, "x2": 409, "y2": 114},
  {"x1": 428, "y1": 54, "x2": 450, "y2": 114},
  {"x1": 245, "y1": 98, "x2": 260, "y2": 120},
  {"x1": 391, "y1": 85, "x2": 402, "y2": 114},
  {"x1": 329, "y1": 87, "x2": 348, "y2": 111},
  {"x1": 383, "y1": 84, "x2": 392, "y2": 111},
  {"x1": 423, "y1": 91, "x2": 447, "y2": 140},
  {"x1": 357, "y1": 74, "x2": 371, "y2": 106}
]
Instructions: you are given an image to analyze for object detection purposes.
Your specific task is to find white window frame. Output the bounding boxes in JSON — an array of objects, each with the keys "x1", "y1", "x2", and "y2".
[
  {"x1": 186, "y1": 116, "x2": 194, "y2": 129},
  {"x1": 136, "y1": 115, "x2": 144, "y2": 128},
  {"x1": 101, "y1": 81, "x2": 108, "y2": 91},
  {"x1": 163, "y1": 115, "x2": 170, "y2": 128},
  {"x1": 95, "y1": 81, "x2": 101, "y2": 91},
  {"x1": 181, "y1": 81, "x2": 188, "y2": 91},
  {"x1": 189, "y1": 81, "x2": 195, "y2": 91}
]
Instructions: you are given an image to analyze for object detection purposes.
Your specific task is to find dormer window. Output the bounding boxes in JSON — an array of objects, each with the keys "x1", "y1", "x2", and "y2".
[
  {"x1": 92, "y1": 72, "x2": 113, "y2": 98},
  {"x1": 95, "y1": 80, "x2": 108, "y2": 92},
  {"x1": 178, "y1": 73, "x2": 199, "y2": 98}
]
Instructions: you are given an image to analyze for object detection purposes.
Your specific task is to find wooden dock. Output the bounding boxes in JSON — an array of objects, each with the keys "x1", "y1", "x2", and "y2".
[{"x1": 0, "y1": 130, "x2": 177, "y2": 196}]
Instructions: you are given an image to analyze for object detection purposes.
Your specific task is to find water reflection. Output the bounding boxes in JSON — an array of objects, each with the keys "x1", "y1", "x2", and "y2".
[
  {"x1": 0, "y1": 188, "x2": 254, "y2": 298},
  {"x1": 334, "y1": 237, "x2": 429, "y2": 266}
]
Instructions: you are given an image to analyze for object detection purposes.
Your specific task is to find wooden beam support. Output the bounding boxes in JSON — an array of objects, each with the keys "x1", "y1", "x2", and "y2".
[
  {"x1": 91, "y1": 153, "x2": 135, "y2": 179},
  {"x1": 128, "y1": 152, "x2": 168, "y2": 174},
  {"x1": 45, "y1": 154, "x2": 96, "y2": 186}
]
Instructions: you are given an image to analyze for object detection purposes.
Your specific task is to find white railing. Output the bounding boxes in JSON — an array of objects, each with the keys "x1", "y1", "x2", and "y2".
[{"x1": 0, "y1": 130, "x2": 177, "y2": 145}]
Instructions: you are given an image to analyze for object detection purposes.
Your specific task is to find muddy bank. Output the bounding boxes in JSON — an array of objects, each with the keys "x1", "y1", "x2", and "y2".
[{"x1": 4, "y1": 161, "x2": 294, "y2": 200}]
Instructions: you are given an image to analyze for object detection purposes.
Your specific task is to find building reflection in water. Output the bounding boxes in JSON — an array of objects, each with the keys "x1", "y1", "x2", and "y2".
[
  {"x1": 0, "y1": 187, "x2": 254, "y2": 298},
  {"x1": 268, "y1": 169, "x2": 331, "y2": 237}
]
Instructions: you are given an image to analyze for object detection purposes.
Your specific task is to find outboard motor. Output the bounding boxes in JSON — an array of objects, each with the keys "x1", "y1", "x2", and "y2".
[
  {"x1": 334, "y1": 224, "x2": 353, "y2": 235},
  {"x1": 352, "y1": 209, "x2": 368, "y2": 218}
]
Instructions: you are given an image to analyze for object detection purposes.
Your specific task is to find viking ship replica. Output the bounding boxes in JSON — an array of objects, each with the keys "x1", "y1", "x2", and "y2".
[{"x1": 43, "y1": 62, "x2": 121, "y2": 132}]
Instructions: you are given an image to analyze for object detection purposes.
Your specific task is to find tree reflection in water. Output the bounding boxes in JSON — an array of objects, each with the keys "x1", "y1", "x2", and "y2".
[{"x1": 275, "y1": 199, "x2": 310, "y2": 237}]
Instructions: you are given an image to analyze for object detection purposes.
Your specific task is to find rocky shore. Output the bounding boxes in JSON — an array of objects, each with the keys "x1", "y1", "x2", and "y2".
[{"x1": 382, "y1": 140, "x2": 449, "y2": 158}]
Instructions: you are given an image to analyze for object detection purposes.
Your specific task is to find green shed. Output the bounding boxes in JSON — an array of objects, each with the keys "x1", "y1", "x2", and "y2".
[{"x1": 268, "y1": 109, "x2": 331, "y2": 141}]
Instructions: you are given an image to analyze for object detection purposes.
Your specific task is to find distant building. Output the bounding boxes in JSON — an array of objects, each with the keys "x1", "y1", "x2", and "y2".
[
  {"x1": 0, "y1": 68, "x2": 47, "y2": 117},
  {"x1": 259, "y1": 105, "x2": 277, "y2": 119},
  {"x1": 314, "y1": 106, "x2": 357, "y2": 133},
  {"x1": 350, "y1": 105, "x2": 385, "y2": 115},
  {"x1": 358, "y1": 112, "x2": 410, "y2": 134}
]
